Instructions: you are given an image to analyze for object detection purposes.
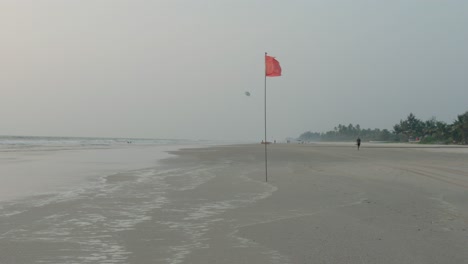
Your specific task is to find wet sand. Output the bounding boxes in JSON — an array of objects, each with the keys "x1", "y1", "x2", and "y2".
[
  {"x1": 155, "y1": 143, "x2": 468, "y2": 263},
  {"x1": 1, "y1": 143, "x2": 467, "y2": 263}
]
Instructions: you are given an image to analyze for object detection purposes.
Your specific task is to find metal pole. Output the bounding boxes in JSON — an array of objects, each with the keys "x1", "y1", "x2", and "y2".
[{"x1": 264, "y1": 52, "x2": 268, "y2": 182}]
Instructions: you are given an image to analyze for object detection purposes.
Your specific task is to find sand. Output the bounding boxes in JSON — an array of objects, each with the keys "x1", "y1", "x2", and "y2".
[{"x1": 1, "y1": 143, "x2": 467, "y2": 263}]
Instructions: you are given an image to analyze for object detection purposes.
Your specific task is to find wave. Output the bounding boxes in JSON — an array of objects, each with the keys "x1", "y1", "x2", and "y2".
[{"x1": 0, "y1": 136, "x2": 224, "y2": 152}]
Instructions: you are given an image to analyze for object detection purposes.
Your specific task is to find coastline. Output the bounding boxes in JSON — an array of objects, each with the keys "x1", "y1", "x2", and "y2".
[
  {"x1": 1, "y1": 143, "x2": 467, "y2": 263},
  {"x1": 120, "y1": 143, "x2": 468, "y2": 263},
  {"x1": 0, "y1": 144, "x2": 194, "y2": 203},
  {"x1": 147, "y1": 143, "x2": 468, "y2": 263}
]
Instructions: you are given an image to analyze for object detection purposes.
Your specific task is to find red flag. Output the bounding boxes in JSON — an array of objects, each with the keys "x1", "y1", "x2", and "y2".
[{"x1": 265, "y1": 55, "x2": 282, "y2": 77}]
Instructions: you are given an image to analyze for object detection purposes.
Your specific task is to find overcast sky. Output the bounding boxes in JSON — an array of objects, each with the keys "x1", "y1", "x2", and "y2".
[{"x1": 1, "y1": 1, "x2": 467, "y2": 141}]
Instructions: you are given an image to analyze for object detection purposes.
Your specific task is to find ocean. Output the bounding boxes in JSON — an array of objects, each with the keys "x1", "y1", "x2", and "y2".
[
  {"x1": 0, "y1": 136, "x2": 250, "y2": 263},
  {"x1": 0, "y1": 136, "x2": 218, "y2": 202},
  {"x1": 0, "y1": 135, "x2": 209, "y2": 151}
]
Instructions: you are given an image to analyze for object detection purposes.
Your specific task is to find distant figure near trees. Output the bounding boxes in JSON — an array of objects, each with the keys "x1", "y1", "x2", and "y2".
[{"x1": 356, "y1": 137, "x2": 361, "y2": 150}]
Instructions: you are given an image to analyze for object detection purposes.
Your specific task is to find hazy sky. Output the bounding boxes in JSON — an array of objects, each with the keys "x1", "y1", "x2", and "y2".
[{"x1": 1, "y1": 1, "x2": 467, "y2": 141}]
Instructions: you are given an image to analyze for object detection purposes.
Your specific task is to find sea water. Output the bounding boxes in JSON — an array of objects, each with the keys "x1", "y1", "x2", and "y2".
[
  {"x1": 0, "y1": 136, "x2": 260, "y2": 263},
  {"x1": 0, "y1": 136, "x2": 212, "y2": 202}
]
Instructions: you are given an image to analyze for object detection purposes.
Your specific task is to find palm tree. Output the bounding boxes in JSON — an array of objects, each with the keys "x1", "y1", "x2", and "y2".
[{"x1": 452, "y1": 111, "x2": 468, "y2": 144}]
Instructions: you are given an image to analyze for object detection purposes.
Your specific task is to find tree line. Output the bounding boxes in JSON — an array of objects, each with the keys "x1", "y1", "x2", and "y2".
[{"x1": 298, "y1": 111, "x2": 468, "y2": 145}]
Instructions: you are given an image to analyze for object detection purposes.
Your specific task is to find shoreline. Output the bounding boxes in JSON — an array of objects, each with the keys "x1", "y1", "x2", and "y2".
[
  {"x1": 1, "y1": 143, "x2": 467, "y2": 263},
  {"x1": 0, "y1": 144, "x2": 195, "y2": 203}
]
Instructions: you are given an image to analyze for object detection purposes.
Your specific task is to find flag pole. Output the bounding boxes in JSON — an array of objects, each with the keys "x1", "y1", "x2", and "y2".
[{"x1": 264, "y1": 52, "x2": 268, "y2": 182}]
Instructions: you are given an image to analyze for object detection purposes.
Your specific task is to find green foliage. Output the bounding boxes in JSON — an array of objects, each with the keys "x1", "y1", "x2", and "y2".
[
  {"x1": 298, "y1": 111, "x2": 468, "y2": 145},
  {"x1": 393, "y1": 113, "x2": 424, "y2": 139},
  {"x1": 387, "y1": 112, "x2": 466, "y2": 144},
  {"x1": 298, "y1": 131, "x2": 321, "y2": 141},
  {"x1": 451, "y1": 111, "x2": 468, "y2": 144},
  {"x1": 300, "y1": 124, "x2": 393, "y2": 142}
]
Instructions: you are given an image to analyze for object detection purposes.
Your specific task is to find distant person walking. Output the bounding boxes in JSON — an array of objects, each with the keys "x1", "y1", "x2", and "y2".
[{"x1": 356, "y1": 137, "x2": 361, "y2": 150}]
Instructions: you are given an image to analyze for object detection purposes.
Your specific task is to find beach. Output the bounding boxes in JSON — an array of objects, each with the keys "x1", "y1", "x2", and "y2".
[
  {"x1": 1, "y1": 143, "x2": 468, "y2": 263},
  {"x1": 0, "y1": 145, "x2": 179, "y2": 202}
]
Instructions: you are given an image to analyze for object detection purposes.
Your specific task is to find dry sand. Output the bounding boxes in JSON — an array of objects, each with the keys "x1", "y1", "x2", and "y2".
[{"x1": 1, "y1": 143, "x2": 467, "y2": 263}]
